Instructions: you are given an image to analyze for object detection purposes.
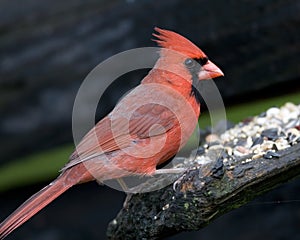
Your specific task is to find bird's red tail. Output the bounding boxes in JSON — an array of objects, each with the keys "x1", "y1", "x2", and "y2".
[{"x1": 0, "y1": 173, "x2": 73, "y2": 239}]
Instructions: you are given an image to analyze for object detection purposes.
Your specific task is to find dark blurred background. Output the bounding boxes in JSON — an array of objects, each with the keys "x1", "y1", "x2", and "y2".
[{"x1": 0, "y1": 0, "x2": 299, "y2": 239}]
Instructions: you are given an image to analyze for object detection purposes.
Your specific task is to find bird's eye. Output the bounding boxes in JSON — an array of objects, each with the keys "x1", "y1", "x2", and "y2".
[
  {"x1": 184, "y1": 58, "x2": 195, "y2": 68},
  {"x1": 198, "y1": 57, "x2": 208, "y2": 66}
]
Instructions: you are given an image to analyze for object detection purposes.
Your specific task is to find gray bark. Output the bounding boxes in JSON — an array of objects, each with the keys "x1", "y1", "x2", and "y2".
[{"x1": 107, "y1": 143, "x2": 300, "y2": 239}]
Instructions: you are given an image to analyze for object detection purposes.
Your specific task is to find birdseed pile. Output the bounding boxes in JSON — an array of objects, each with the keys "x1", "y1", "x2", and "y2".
[{"x1": 187, "y1": 102, "x2": 300, "y2": 168}]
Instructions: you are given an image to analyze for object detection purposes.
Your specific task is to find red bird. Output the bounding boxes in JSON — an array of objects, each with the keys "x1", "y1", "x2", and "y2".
[{"x1": 0, "y1": 27, "x2": 223, "y2": 239}]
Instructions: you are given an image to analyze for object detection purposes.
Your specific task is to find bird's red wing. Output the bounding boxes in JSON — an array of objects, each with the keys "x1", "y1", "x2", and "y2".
[
  {"x1": 128, "y1": 103, "x2": 176, "y2": 138},
  {"x1": 67, "y1": 116, "x2": 125, "y2": 162},
  {"x1": 64, "y1": 104, "x2": 177, "y2": 170}
]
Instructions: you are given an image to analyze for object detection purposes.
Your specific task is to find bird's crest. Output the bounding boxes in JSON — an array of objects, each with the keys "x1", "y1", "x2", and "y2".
[{"x1": 152, "y1": 27, "x2": 206, "y2": 59}]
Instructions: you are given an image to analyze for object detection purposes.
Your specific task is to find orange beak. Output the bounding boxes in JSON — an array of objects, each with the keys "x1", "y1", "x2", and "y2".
[{"x1": 198, "y1": 60, "x2": 224, "y2": 80}]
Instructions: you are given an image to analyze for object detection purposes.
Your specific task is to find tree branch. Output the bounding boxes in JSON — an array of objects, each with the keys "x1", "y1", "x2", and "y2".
[{"x1": 107, "y1": 109, "x2": 300, "y2": 239}]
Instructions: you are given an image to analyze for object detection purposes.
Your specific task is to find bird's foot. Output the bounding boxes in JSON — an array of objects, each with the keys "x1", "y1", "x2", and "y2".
[{"x1": 173, "y1": 175, "x2": 185, "y2": 192}]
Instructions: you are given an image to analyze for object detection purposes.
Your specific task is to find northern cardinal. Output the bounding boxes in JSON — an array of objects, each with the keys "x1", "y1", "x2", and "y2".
[{"x1": 0, "y1": 27, "x2": 223, "y2": 239}]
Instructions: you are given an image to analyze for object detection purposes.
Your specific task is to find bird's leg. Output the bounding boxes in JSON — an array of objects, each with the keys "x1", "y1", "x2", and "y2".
[
  {"x1": 154, "y1": 168, "x2": 188, "y2": 192},
  {"x1": 123, "y1": 193, "x2": 134, "y2": 209},
  {"x1": 116, "y1": 178, "x2": 134, "y2": 209},
  {"x1": 122, "y1": 169, "x2": 187, "y2": 209},
  {"x1": 124, "y1": 168, "x2": 187, "y2": 194},
  {"x1": 116, "y1": 178, "x2": 129, "y2": 192},
  {"x1": 154, "y1": 168, "x2": 186, "y2": 175}
]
